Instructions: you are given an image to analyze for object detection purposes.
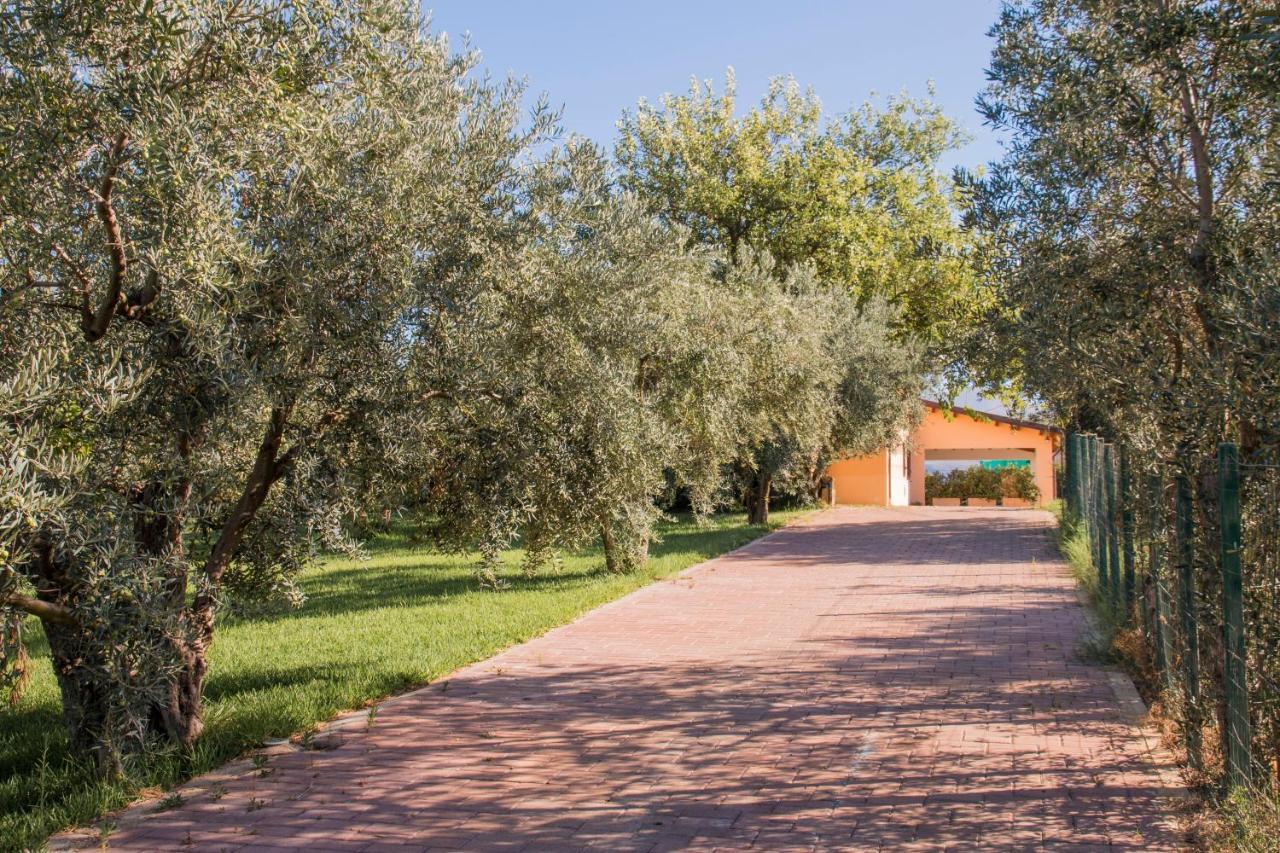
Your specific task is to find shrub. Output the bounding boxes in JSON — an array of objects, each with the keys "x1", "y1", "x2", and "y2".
[{"x1": 925, "y1": 465, "x2": 1039, "y2": 502}]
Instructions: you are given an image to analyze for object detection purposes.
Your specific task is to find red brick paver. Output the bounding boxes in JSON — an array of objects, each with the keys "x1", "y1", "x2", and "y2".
[{"x1": 56, "y1": 507, "x2": 1186, "y2": 851}]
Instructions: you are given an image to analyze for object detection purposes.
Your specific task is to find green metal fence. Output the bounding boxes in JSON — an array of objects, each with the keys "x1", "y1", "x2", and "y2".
[{"x1": 1065, "y1": 434, "x2": 1280, "y2": 803}]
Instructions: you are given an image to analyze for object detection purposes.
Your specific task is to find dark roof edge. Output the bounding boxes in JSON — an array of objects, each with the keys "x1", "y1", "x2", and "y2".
[{"x1": 921, "y1": 399, "x2": 1063, "y2": 435}]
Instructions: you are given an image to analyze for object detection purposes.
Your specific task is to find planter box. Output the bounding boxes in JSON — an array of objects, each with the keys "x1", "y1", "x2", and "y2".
[
  {"x1": 1001, "y1": 497, "x2": 1030, "y2": 508},
  {"x1": 966, "y1": 498, "x2": 997, "y2": 507},
  {"x1": 931, "y1": 497, "x2": 962, "y2": 506}
]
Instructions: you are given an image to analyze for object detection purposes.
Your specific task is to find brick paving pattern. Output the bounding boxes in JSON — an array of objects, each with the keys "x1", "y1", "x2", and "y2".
[{"x1": 55, "y1": 507, "x2": 1186, "y2": 851}]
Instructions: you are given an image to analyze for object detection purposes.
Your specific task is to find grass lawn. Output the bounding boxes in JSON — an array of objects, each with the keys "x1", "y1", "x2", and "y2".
[{"x1": 0, "y1": 510, "x2": 804, "y2": 850}]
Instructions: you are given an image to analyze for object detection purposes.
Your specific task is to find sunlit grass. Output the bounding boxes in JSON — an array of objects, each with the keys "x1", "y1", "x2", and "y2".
[
  {"x1": 0, "y1": 510, "x2": 804, "y2": 850},
  {"x1": 1046, "y1": 499, "x2": 1126, "y2": 646}
]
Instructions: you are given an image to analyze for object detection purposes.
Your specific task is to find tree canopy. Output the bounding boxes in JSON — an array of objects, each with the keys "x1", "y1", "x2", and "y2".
[
  {"x1": 413, "y1": 142, "x2": 758, "y2": 576},
  {"x1": 616, "y1": 70, "x2": 986, "y2": 347},
  {"x1": 969, "y1": 0, "x2": 1280, "y2": 458},
  {"x1": 0, "y1": 0, "x2": 553, "y2": 771}
]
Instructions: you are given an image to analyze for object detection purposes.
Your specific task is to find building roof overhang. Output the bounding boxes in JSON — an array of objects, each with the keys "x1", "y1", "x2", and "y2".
[{"x1": 920, "y1": 399, "x2": 1063, "y2": 436}]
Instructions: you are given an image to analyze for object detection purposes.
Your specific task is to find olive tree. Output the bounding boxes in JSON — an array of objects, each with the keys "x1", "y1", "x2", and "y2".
[
  {"x1": 413, "y1": 142, "x2": 754, "y2": 576},
  {"x1": 0, "y1": 0, "x2": 548, "y2": 772},
  {"x1": 724, "y1": 255, "x2": 924, "y2": 523},
  {"x1": 971, "y1": 0, "x2": 1280, "y2": 456}
]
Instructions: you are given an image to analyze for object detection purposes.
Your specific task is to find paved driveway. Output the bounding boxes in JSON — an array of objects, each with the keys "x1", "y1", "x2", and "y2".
[{"x1": 58, "y1": 507, "x2": 1186, "y2": 851}]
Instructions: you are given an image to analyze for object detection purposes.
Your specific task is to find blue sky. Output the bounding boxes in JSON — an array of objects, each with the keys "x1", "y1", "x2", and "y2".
[{"x1": 422, "y1": 1, "x2": 1007, "y2": 173}]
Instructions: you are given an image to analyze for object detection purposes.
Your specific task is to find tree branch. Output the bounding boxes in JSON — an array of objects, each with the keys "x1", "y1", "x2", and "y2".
[
  {"x1": 2, "y1": 592, "x2": 77, "y2": 627},
  {"x1": 121, "y1": 268, "x2": 162, "y2": 320},
  {"x1": 0, "y1": 271, "x2": 68, "y2": 306},
  {"x1": 419, "y1": 387, "x2": 505, "y2": 404},
  {"x1": 23, "y1": 221, "x2": 94, "y2": 294},
  {"x1": 37, "y1": 299, "x2": 92, "y2": 314},
  {"x1": 191, "y1": 405, "x2": 291, "y2": 639},
  {"x1": 82, "y1": 131, "x2": 130, "y2": 342}
]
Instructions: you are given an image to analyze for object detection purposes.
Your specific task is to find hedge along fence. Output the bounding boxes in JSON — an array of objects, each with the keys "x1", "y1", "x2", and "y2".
[
  {"x1": 925, "y1": 464, "x2": 1040, "y2": 504},
  {"x1": 1065, "y1": 433, "x2": 1280, "y2": 813}
]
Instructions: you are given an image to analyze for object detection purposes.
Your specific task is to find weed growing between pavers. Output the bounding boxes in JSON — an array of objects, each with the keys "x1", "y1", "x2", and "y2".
[{"x1": 0, "y1": 511, "x2": 802, "y2": 851}]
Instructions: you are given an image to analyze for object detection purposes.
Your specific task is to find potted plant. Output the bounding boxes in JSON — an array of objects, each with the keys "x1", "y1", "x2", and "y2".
[{"x1": 996, "y1": 467, "x2": 1039, "y2": 508}]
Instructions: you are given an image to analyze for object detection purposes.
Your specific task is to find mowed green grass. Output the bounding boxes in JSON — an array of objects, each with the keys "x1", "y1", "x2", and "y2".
[{"x1": 0, "y1": 510, "x2": 804, "y2": 850}]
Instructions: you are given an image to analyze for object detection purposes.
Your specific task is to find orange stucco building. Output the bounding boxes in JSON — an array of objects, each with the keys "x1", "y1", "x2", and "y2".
[{"x1": 825, "y1": 400, "x2": 1061, "y2": 506}]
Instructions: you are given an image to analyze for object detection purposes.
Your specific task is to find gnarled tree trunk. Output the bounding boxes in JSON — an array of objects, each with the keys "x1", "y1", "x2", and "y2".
[
  {"x1": 154, "y1": 632, "x2": 208, "y2": 748},
  {"x1": 600, "y1": 522, "x2": 621, "y2": 574},
  {"x1": 44, "y1": 620, "x2": 209, "y2": 778},
  {"x1": 34, "y1": 409, "x2": 290, "y2": 777},
  {"x1": 44, "y1": 620, "x2": 126, "y2": 779}
]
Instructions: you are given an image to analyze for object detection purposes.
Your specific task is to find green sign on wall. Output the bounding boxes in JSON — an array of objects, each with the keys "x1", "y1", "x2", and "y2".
[{"x1": 981, "y1": 459, "x2": 1030, "y2": 470}]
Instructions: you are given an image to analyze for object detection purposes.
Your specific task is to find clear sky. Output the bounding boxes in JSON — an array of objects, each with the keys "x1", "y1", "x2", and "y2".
[{"x1": 422, "y1": 1, "x2": 1008, "y2": 174}]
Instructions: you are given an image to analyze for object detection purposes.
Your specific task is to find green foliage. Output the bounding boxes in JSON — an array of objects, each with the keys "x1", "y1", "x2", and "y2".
[
  {"x1": 969, "y1": 0, "x2": 1280, "y2": 457},
  {"x1": 616, "y1": 70, "x2": 986, "y2": 347},
  {"x1": 0, "y1": 0, "x2": 556, "y2": 770},
  {"x1": 707, "y1": 253, "x2": 923, "y2": 520},
  {"x1": 924, "y1": 465, "x2": 1039, "y2": 502},
  {"x1": 0, "y1": 511, "x2": 798, "y2": 851},
  {"x1": 1217, "y1": 784, "x2": 1280, "y2": 853},
  {"x1": 1047, "y1": 502, "x2": 1125, "y2": 658},
  {"x1": 413, "y1": 142, "x2": 756, "y2": 577}
]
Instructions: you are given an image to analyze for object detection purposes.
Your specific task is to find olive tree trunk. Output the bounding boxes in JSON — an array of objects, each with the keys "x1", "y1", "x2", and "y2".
[
  {"x1": 36, "y1": 409, "x2": 289, "y2": 778},
  {"x1": 599, "y1": 518, "x2": 650, "y2": 574},
  {"x1": 744, "y1": 472, "x2": 772, "y2": 525},
  {"x1": 44, "y1": 621, "x2": 209, "y2": 778}
]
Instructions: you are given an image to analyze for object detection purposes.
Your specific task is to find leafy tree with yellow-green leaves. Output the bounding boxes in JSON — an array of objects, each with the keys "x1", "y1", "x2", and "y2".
[{"x1": 616, "y1": 69, "x2": 985, "y2": 348}]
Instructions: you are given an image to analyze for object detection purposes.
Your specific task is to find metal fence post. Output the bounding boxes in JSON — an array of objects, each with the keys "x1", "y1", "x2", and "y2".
[
  {"x1": 1099, "y1": 442, "x2": 1111, "y2": 598},
  {"x1": 1217, "y1": 442, "x2": 1252, "y2": 788},
  {"x1": 1103, "y1": 444, "x2": 1121, "y2": 606},
  {"x1": 1080, "y1": 436, "x2": 1091, "y2": 529},
  {"x1": 1150, "y1": 474, "x2": 1176, "y2": 697},
  {"x1": 1120, "y1": 447, "x2": 1136, "y2": 611},
  {"x1": 1080, "y1": 436, "x2": 1091, "y2": 537},
  {"x1": 1175, "y1": 471, "x2": 1202, "y2": 770},
  {"x1": 1066, "y1": 432, "x2": 1080, "y2": 517},
  {"x1": 1088, "y1": 438, "x2": 1104, "y2": 586}
]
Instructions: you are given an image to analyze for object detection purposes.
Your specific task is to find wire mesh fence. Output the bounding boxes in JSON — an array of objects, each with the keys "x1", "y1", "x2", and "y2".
[
  {"x1": 1239, "y1": 457, "x2": 1280, "y2": 790},
  {"x1": 1065, "y1": 433, "x2": 1280, "y2": 809}
]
